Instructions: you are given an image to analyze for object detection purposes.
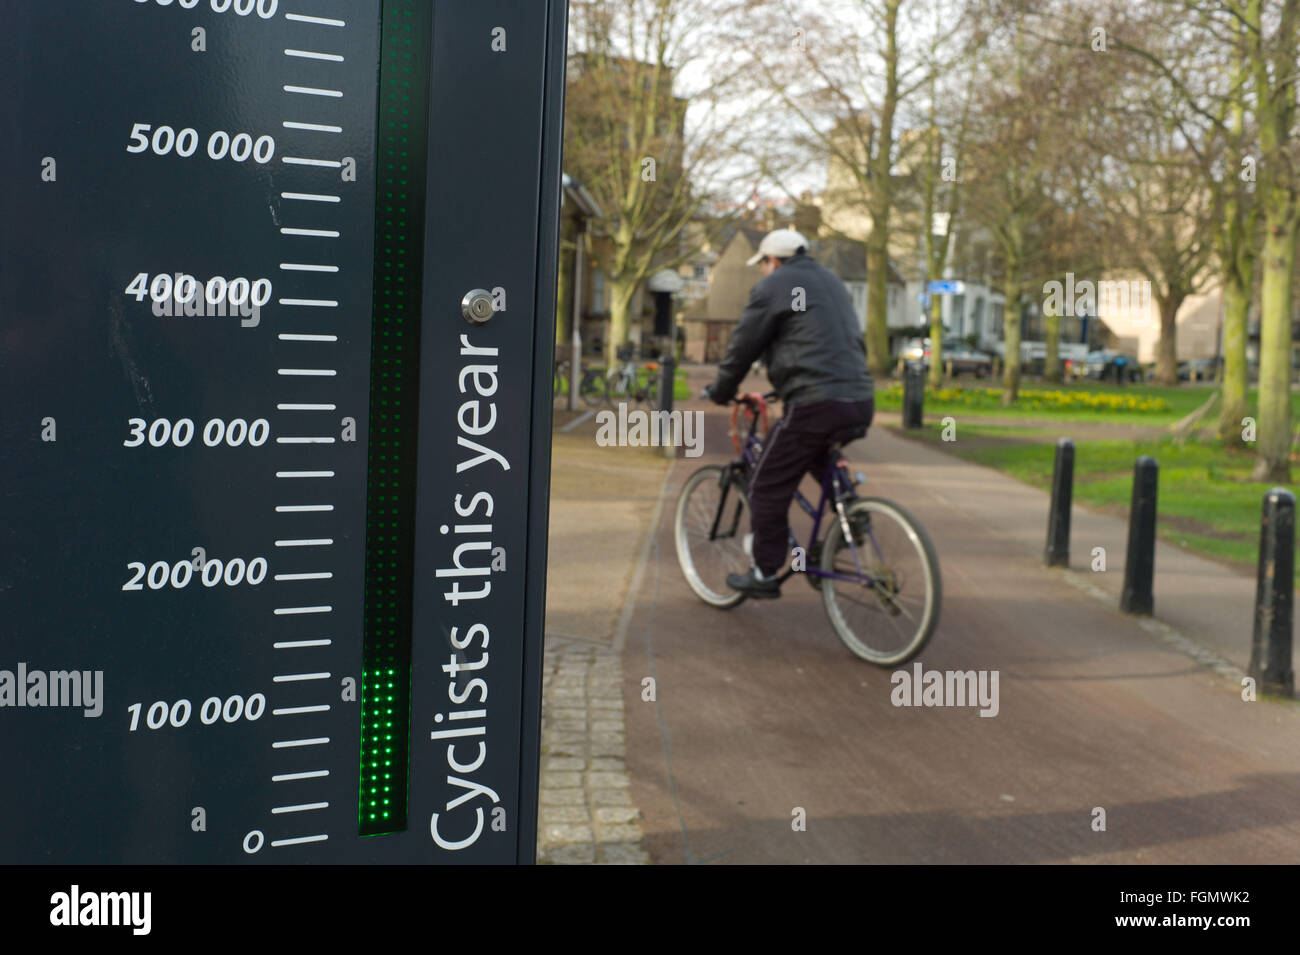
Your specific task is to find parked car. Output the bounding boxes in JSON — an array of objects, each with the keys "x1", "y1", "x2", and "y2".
[
  {"x1": 896, "y1": 337, "x2": 993, "y2": 377},
  {"x1": 1177, "y1": 357, "x2": 1222, "y2": 382},
  {"x1": 939, "y1": 340, "x2": 993, "y2": 377},
  {"x1": 1082, "y1": 349, "x2": 1143, "y2": 383}
]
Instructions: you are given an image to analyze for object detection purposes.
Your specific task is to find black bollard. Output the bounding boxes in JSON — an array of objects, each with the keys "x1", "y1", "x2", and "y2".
[
  {"x1": 1044, "y1": 437, "x2": 1074, "y2": 567},
  {"x1": 1249, "y1": 487, "x2": 1295, "y2": 696},
  {"x1": 658, "y1": 352, "x2": 675, "y2": 457},
  {"x1": 903, "y1": 364, "x2": 924, "y2": 429},
  {"x1": 1119, "y1": 455, "x2": 1158, "y2": 615},
  {"x1": 659, "y1": 352, "x2": 674, "y2": 415}
]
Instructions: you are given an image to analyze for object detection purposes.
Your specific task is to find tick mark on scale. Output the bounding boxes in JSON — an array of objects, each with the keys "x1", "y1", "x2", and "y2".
[
  {"x1": 285, "y1": 49, "x2": 344, "y2": 62},
  {"x1": 284, "y1": 13, "x2": 345, "y2": 26},
  {"x1": 271, "y1": 802, "x2": 329, "y2": 814},
  {"x1": 274, "y1": 572, "x2": 334, "y2": 581},
  {"x1": 273, "y1": 639, "x2": 333, "y2": 648},
  {"x1": 274, "y1": 538, "x2": 334, "y2": 546},
  {"x1": 273, "y1": 606, "x2": 333, "y2": 615},
  {"x1": 272, "y1": 705, "x2": 331, "y2": 715},
  {"x1": 275, "y1": 472, "x2": 335, "y2": 479},
  {"x1": 273, "y1": 672, "x2": 331, "y2": 682},
  {"x1": 277, "y1": 369, "x2": 337, "y2": 376},
  {"x1": 272, "y1": 737, "x2": 330, "y2": 748},
  {"x1": 275, "y1": 504, "x2": 335, "y2": 512},
  {"x1": 272, "y1": 770, "x2": 329, "y2": 782},
  {"x1": 281, "y1": 192, "x2": 340, "y2": 203},
  {"x1": 283, "y1": 85, "x2": 342, "y2": 98},
  {"x1": 283, "y1": 157, "x2": 343, "y2": 168},
  {"x1": 283, "y1": 121, "x2": 343, "y2": 134},
  {"x1": 281, "y1": 228, "x2": 340, "y2": 237},
  {"x1": 271, "y1": 834, "x2": 329, "y2": 847}
]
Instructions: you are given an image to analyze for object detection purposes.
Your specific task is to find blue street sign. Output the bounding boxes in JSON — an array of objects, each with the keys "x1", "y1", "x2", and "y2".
[{"x1": 928, "y1": 280, "x2": 964, "y2": 294}]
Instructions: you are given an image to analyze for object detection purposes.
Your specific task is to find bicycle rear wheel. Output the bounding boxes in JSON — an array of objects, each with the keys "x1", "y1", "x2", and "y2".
[
  {"x1": 580, "y1": 369, "x2": 608, "y2": 408},
  {"x1": 674, "y1": 464, "x2": 751, "y2": 609},
  {"x1": 819, "y1": 497, "x2": 941, "y2": 665}
]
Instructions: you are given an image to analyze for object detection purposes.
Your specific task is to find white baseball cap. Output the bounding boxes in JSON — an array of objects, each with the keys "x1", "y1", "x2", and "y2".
[{"x1": 746, "y1": 228, "x2": 810, "y2": 266}]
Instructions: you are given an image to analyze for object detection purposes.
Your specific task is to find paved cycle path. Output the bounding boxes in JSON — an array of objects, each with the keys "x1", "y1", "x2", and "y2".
[{"x1": 621, "y1": 388, "x2": 1300, "y2": 864}]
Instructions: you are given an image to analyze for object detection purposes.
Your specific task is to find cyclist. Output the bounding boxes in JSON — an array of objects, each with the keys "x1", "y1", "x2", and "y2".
[{"x1": 701, "y1": 228, "x2": 873, "y2": 599}]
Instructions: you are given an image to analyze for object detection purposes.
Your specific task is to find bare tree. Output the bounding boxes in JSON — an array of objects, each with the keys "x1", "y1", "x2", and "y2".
[
  {"x1": 962, "y1": 6, "x2": 1087, "y2": 403},
  {"x1": 1099, "y1": 0, "x2": 1292, "y2": 475},
  {"x1": 565, "y1": 0, "x2": 758, "y2": 370},
  {"x1": 737, "y1": 0, "x2": 959, "y2": 378},
  {"x1": 1089, "y1": 99, "x2": 1217, "y2": 386},
  {"x1": 906, "y1": 15, "x2": 974, "y2": 386}
]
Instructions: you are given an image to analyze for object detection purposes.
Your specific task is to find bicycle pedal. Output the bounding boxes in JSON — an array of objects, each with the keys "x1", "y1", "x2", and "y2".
[{"x1": 803, "y1": 539, "x2": 823, "y2": 591}]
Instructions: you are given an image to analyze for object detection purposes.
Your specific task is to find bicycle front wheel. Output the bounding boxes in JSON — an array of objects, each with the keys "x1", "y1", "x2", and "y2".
[
  {"x1": 608, "y1": 372, "x2": 632, "y2": 404},
  {"x1": 674, "y1": 464, "x2": 751, "y2": 609},
  {"x1": 643, "y1": 373, "x2": 660, "y2": 411},
  {"x1": 819, "y1": 497, "x2": 941, "y2": 665}
]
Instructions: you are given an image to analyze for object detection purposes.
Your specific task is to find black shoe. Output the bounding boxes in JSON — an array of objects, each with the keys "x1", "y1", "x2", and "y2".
[{"x1": 726, "y1": 568, "x2": 782, "y2": 599}]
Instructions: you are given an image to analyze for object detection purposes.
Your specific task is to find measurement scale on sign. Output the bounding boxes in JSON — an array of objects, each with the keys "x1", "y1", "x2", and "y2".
[{"x1": 106, "y1": 0, "x2": 384, "y2": 861}]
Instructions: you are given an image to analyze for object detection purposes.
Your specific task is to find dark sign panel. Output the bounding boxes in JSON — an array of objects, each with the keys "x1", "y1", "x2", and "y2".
[{"x1": 0, "y1": 0, "x2": 562, "y2": 864}]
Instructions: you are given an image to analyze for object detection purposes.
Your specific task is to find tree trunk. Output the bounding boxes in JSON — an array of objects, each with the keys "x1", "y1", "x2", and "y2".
[
  {"x1": 1252, "y1": 221, "x2": 1295, "y2": 482},
  {"x1": 927, "y1": 295, "x2": 944, "y2": 386},
  {"x1": 605, "y1": 280, "x2": 637, "y2": 371},
  {"x1": 1217, "y1": 272, "x2": 1250, "y2": 445},
  {"x1": 1001, "y1": 260, "x2": 1021, "y2": 406},
  {"x1": 1153, "y1": 294, "x2": 1181, "y2": 386},
  {"x1": 865, "y1": 236, "x2": 892, "y2": 378},
  {"x1": 555, "y1": 241, "x2": 573, "y2": 345},
  {"x1": 1043, "y1": 298, "x2": 1062, "y2": 383}
]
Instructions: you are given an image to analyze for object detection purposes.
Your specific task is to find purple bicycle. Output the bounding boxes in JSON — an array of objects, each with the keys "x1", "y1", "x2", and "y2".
[{"x1": 673, "y1": 391, "x2": 941, "y2": 665}]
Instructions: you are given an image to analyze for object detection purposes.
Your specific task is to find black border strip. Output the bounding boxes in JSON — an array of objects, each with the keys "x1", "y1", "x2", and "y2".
[{"x1": 515, "y1": 0, "x2": 569, "y2": 864}]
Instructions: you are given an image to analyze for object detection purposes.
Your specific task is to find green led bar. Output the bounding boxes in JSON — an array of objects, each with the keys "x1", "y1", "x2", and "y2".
[{"x1": 359, "y1": 0, "x2": 432, "y2": 836}]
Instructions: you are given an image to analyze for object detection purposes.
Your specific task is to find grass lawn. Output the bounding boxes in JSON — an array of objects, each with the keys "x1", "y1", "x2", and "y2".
[
  {"x1": 874, "y1": 378, "x2": 1300, "y2": 429},
  {"x1": 901, "y1": 421, "x2": 1295, "y2": 574}
]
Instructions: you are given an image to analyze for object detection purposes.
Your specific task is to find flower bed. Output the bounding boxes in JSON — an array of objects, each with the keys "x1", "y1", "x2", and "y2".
[{"x1": 874, "y1": 384, "x2": 1170, "y2": 414}]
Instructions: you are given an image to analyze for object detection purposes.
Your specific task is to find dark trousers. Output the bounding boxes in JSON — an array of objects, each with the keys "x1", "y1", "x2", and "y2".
[{"x1": 747, "y1": 396, "x2": 874, "y2": 576}]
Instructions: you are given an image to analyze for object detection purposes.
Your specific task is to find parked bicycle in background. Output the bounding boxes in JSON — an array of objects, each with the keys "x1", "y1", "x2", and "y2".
[{"x1": 605, "y1": 345, "x2": 661, "y2": 410}]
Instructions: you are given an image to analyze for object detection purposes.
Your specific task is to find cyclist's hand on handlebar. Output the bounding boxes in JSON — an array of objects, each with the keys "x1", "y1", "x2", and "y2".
[{"x1": 700, "y1": 383, "x2": 730, "y2": 405}]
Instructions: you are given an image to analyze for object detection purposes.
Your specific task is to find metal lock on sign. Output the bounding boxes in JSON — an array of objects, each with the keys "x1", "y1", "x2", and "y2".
[{"x1": 461, "y1": 288, "x2": 495, "y2": 325}]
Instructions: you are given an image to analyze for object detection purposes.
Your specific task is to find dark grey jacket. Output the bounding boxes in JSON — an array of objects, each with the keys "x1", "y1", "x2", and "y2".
[{"x1": 710, "y1": 253, "x2": 873, "y2": 407}]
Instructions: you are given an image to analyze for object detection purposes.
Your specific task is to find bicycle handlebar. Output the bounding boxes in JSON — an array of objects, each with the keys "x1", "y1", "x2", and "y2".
[{"x1": 697, "y1": 386, "x2": 781, "y2": 405}]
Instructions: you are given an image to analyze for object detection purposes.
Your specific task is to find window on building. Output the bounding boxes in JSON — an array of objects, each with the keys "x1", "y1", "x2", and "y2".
[
  {"x1": 592, "y1": 270, "x2": 605, "y2": 313},
  {"x1": 693, "y1": 264, "x2": 708, "y2": 281}
]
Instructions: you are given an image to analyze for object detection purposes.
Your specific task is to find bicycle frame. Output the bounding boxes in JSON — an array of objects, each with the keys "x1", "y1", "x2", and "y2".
[
  {"x1": 609, "y1": 359, "x2": 658, "y2": 402},
  {"x1": 711, "y1": 396, "x2": 879, "y2": 588}
]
